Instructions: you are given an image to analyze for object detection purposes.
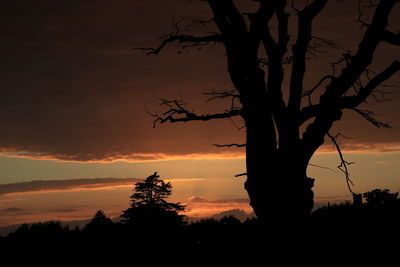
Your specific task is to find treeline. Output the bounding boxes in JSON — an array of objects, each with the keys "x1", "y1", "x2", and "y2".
[
  {"x1": 311, "y1": 189, "x2": 400, "y2": 266},
  {"x1": 0, "y1": 214, "x2": 261, "y2": 267},
  {"x1": 0, "y1": 173, "x2": 399, "y2": 267}
]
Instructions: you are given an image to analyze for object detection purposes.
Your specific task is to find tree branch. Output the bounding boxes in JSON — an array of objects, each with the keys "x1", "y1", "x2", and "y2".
[
  {"x1": 323, "y1": 0, "x2": 399, "y2": 99},
  {"x1": 308, "y1": 163, "x2": 337, "y2": 173},
  {"x1": 299, "y1": 104, "x2": 321, "y2": 125},
  {"x1": 340, "y1": 60, "x2": 400, "y2": 107},
  {"x1": 203, "y1": 89, "x2": 241, "y2": 112},
  {"x1": 299, "y1": 61, "x2": 399, "y2": 126},
  {"x1": 268, "y1": 0, "x2": 290, "y2": 125},
  {"x1": 350, "y1": 108, "x2": 391, "y2": 128},
  {"x1": 302, "y1": 75, "x2": 335, "y2": 105},
  {"x1": 149, "y1": 99, "x2": 242, "y2": 128},
  {"x1": 248, "y1": 1, "x2": 276, "y2": 56},
  {"x1": 383, "y1": 29, "x2": 400, "y2": 45},
  {"x1": 207, "y1": 0, "x2": 248, "y2": 45},
  {"x1": 248, "y1": 1, "x2": 289, "y2": 133},
  {"x1": 301, "y1": 1, "x2": 399, "y2": 159},
  {"x1": 136, "y1": 33, "x2": 222, "y2": 55},
  {"x1": 327, "y1": 132, "x2": 356, "y2": 194},
  {"x1": 288, "y1": 0, "x2": 328, "y2": 113}
]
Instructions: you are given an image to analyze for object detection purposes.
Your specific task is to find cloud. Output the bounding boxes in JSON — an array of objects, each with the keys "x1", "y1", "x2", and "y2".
[
  {"x1": 185, "y1": 195, "x2": 345, "y2": 219},
  {"x1": 188, "y1": 196, "x2": 249, "y2": 204},
  {"x1": 184, "y1": 196, "x2": 252, "y2": 219},
  {"x1": 1, "y1": 151, "x2": 245, "y2": 163},
  {"x1": 188, "y1": 196, "x2": 209, "y2": 203},
  {"x1": 0, "y1": 178, "x2": 140, "y2": 196},
  {"x1": 2, "y1": 207, "x2": 26, "y2": 213},
  {"x1": 48, "y1": 207, "x2": 84, "y2": 213},
  {"x1": 0, "y1": 0, "x2": 243, "y2": 162},
  {"x1": 318, "y1": 142, "x2": 400, "y2": 154},
  {"x1": 0, "y1": 0, "x2": 398, "y2": 162}
]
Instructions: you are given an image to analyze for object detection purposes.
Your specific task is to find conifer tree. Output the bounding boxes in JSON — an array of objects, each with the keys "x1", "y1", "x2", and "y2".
[{"x1": 121, "y1": 172, "x2": 185, "y2": 225}]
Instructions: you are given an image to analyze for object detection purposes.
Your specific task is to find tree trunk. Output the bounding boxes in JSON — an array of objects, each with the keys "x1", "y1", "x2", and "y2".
[
  {"x1": 244, "y1": 121, "x2": 315, "y2": 264},
  {"x1": 244, "y1": 111, "x2": 315, "y2": 221}
]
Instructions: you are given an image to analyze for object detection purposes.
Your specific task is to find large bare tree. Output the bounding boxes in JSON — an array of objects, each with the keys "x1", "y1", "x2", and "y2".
[{"x1": 141, "y1": 0, "x2": 399, "y2": 236}]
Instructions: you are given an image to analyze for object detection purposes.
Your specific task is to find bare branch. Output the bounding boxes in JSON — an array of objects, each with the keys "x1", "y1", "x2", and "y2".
[
  {"x1": 136, "y1": 33, "x2": 222, "y2": 55},
  {"x1": 357, "y1": 0, "x2": 375, "y2": 29},
  {"x1": 203, "y1": 89, "x2": 241, "y2": 112},
  {"x1": 340, "y1": 61, "x2": 400, "y2": 107},
  {"x1": 308, "y1": 163, "x2": 337, "y2": 173},
  {"x1": 324, "y1": 0, "x2": 399, "y2": 99},
  {"x1": 203, "y1": 89, "x2": 240, "y2": 102},
  {"x1": 302, "y1": 75, "x2": 335, "y2": 105},
  {"x1": 330, "y1": 50, "x2": 352, "y2": 76},
  {"x1": 327, "y1": 132, "x2": 356, "y2": 194},
  {"x1": 185, "y1": 18, "x2": 215, "y2": 31},
  {"x1": 150, "y1": 99, "x2": 242, "y2": 128},
  {"x1": 308, "y1": 36, "x2": 341, "y2": 56},
  {"x1": 350, "y1": 108, "x2": 391, "y2": 128},
  {"x1": 302, "y1": 60, "x2": 399, "y2": 122}
]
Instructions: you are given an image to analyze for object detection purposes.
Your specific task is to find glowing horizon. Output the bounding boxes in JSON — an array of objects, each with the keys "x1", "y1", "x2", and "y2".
[{"x1": 1, "y1": 140, "x2": 400, "y2": 163}]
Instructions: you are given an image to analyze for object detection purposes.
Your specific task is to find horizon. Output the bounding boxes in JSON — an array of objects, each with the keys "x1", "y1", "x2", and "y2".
[{"x1": 1, "y1": 150, "x2": 399, "y2": 227}]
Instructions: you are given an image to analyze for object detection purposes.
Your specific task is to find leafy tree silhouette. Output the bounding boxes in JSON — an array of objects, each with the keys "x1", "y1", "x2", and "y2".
[
  {"x1": 139, "y1": 0, "x2": 400, "y2": 231},
  {"x1": 120, "y1": 172, "x2": 186, "y2": 227},
  {"x1": 84, "y1": 210, "x2": 113, "y2": 231},
  {"x1": 363, "y1": 188, "x2": 399, "y2": 207}
]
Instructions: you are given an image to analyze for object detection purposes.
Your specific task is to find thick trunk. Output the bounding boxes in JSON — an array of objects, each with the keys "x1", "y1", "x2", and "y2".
[
  {"x1": 244, "y1": 121, "x2": 315, "y2": 263},
  {"x1": 245, "y1": 125, "x2": 314, "y2": 225}
]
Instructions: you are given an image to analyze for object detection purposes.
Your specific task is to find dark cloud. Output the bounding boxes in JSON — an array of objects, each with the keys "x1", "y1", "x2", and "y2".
[
  {"x1": 214, "y1": 198, "x2": 250, "y2": 204},
  {"x1": 2, "y1": 207, "x2": 26, "y2": 213},
  {"x1": 0, "y1": 1, "x2": 399, "y2": 161},
  {"x1": 188, "y1": 196, "x2": 249, "y2": 204},
  {"x1": 0, "y1": 178, "x2": 140, "y2": 196},
  {"x1": 48, "y1": 207, "x2": 84, "y2": 213}
]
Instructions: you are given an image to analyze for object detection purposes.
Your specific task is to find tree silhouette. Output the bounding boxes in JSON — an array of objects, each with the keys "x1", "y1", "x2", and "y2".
[
  {"x1": 85, "y1": 210, "x2": 113, "y2": 231},
  {"x1": 120, "y1": 172, "x2": 185, "y2": 226},
  {"x1": 141, "y1": 0, "x2": 400, "y2": 229},
  {"x1": 363, "y1": 189, "x2": 399, "y2": 207}
]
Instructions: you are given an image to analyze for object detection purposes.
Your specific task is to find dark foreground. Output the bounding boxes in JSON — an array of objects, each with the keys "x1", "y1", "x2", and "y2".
[{"x1": 1, "y1": 200, "x2": 399, "y2": 267}]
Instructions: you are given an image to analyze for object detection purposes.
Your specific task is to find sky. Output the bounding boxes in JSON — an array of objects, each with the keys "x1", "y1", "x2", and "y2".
[{"x1": 0, "y1": 0, "x2": 399, "y2": 227}]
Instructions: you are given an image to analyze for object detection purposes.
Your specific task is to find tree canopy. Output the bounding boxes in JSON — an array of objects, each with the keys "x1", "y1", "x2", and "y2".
[{"x1": 120, "y1": 172, "x2": 185, "y2": 226}]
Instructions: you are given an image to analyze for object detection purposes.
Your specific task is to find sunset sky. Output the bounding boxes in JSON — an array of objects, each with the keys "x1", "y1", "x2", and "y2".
[{"x1": 0, "y1": 0, "x2": 399, "y2": 227}]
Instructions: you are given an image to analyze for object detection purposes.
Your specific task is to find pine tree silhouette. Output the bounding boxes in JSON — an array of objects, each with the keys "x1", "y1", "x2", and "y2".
[{"x1": 120, "y1": 172, "x2": 185, "y2": 227}]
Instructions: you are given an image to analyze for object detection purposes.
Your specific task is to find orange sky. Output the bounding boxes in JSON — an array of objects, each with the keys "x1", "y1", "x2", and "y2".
[
  {"x1": 1, "y1": 150, "x2": 400, "y2": 227},
  {"x1": 0, "y1": 1, "x2": 399, "y2": 227}
]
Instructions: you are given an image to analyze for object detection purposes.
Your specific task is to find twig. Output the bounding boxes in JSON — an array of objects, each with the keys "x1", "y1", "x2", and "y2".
[{"x1": 327, "y1": 132, "x2": 356, "y2": 194}]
